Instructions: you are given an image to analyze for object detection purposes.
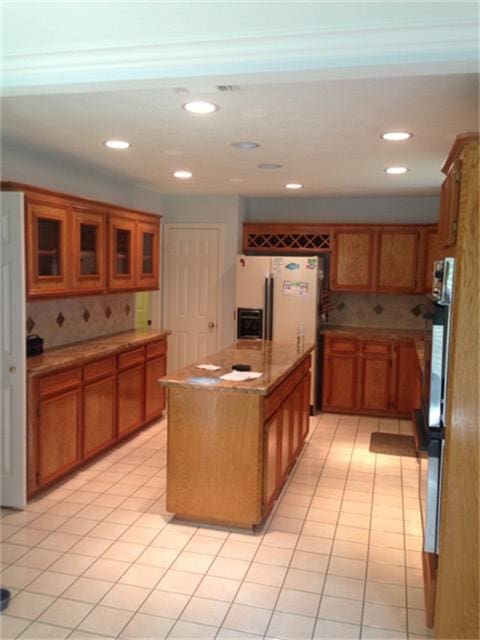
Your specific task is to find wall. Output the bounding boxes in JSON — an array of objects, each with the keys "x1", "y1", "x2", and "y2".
[
  {"x1": 160, "y1": 194, "x2": 246, "y2": 348},
  {"x1": 27, "y1": 292, "x2": 135, "y2": 349},
  {"x1": 247, "y1": 195, "x2": 440, "y2": 223}
]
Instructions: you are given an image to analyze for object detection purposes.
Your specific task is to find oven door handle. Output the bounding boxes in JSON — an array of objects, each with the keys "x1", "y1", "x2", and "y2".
[{"x1": 424, "y1": 438, "x2": 442, "y2": 554}]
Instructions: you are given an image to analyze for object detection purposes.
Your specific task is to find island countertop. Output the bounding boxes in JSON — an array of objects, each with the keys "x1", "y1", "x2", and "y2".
[
  {"x1": 27, "y1": 329, "x2": 170, "y2": 377},
  {"x1": 159, "y1": 340, "x2": 314, "y2": 395}
]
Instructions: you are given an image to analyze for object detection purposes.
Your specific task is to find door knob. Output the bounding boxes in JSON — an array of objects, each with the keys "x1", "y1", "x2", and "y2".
[
  {"x1": 208, "y1": 322, "x2": 215, "y2": 329},
  {"x1": 9, "y1": 366, "x2": 16, "y2": 374}
]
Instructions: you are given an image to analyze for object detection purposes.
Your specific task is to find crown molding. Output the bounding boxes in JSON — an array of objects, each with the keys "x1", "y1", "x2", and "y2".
[{"x1": 3, "y1": 18, "x2": 478, "y2": 93}]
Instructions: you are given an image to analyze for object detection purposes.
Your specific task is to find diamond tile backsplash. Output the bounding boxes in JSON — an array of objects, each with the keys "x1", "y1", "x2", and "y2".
[
  {"x1": 27, "y1": 293, "x2": 136, "y2": 349},
  {"x1": 327, "y1": 293, "x2": 430, "y2": 330}
]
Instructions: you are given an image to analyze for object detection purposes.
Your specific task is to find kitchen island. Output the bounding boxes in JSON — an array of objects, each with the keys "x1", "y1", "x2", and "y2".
[{"x1": 159, "y1": 340, "x2": 314, "y2": 529}]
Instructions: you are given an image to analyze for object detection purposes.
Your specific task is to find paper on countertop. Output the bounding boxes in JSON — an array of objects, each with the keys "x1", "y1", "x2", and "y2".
[
  {"x1": 196, "y1": 364, "x2": 222, "y2": 371},
  {"x1": 219, "y1": 370, "x2": 263, "y2": 381}
]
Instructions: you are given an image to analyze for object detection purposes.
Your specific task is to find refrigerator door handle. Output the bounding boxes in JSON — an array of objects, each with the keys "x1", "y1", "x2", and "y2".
[{"x1": 264, "y1": 274, "x2": 274, "y2": 340}]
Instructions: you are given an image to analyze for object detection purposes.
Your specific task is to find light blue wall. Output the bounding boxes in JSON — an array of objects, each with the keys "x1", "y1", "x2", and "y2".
[{"x1": 247, "y1": 195, "x2": 440, "y2": 224}]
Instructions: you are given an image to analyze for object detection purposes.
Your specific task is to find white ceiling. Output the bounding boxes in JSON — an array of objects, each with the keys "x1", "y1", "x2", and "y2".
[{"x1": 1, "y1": 2, "x2": 479, "y2": 198}]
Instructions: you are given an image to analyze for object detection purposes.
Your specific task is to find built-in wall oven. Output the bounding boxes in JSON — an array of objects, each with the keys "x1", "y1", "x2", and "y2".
[{"x1": 420, "y1": 257, "x2": 455, "y2": 555}]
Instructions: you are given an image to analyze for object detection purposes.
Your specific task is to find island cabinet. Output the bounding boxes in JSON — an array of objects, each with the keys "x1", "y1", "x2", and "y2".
[
  {"x1": 161, "y1": 341, "x2": 313, "y2": 529},
  {"x1": 322, "y1": 333, "x2": 421, "y2": 417},
  {"x1": 27, "y1": 331, "x2": 168, "y2": 497}
]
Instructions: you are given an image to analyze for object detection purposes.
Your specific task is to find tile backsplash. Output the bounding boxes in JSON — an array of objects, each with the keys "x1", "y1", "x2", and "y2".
[
  {"x1": 26, "y1": 293, "x2": 136, "y2": 349},
  {"x1": 326, "y1": 292, "x2": 431, "y2": 330}
]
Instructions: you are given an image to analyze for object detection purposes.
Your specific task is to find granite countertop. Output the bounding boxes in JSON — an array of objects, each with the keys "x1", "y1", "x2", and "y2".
[
  {"x1": 27, "y1": 329, "x2": 170, "y2": 376},
  {"x1": 159, "y1": 340, "x2": 314, "y2": 395},
  {"x1": 318, "y1": 324, "x2": 425, "y2": 341}
]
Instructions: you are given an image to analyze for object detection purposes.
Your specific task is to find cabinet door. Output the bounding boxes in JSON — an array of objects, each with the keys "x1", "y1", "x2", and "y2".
[
  {"x1": 301, "y1": 371, "x2": 311, "y2": 442},
  {"x1": 394, "y1": 342, "x2": 421, "y2": 415},
  {"x1": 145, "y1": 356, "x2": 166, "y2": 421},
  {"x1": 331, "y1": 229, "x2": 375, "y2": 291},
  {"x1": 117, "y1": 365, "x2": 145, "y2": 436},
  {"x1": 279, "y1": 400, "x2": 292, "y2": 482},
  {"x1": 291, "y1": 381, "x2": 303, "y2": 458},
  {"x1": 424, "y1": 230, "x2": 443, "y2": 292},
  {"x1": 38, "y1": 388, "x2": 81, "y2": 486},
  {"x1": 375, "y1": 229, "x2": 419, "y2": 292},
  {"x1": 263, "y1": 411, "x2": 280, "y2": 508},
  {"x1": 109, "y1": 215, "x2": 136, "y2": 290},
  {"x1": 359, "y1": 341, "x2": 392, "y2": 412},
  {"x1": 26, "y1": 199, "x2": 69, "y2": 297},
  {"x1": 137, "y1": 220, "x2": 160, "y2": 290},
  {"x1": 438, "y1": 161, "x2": 461, "y2": 249},
  {"x1": 72, "y1": 207, "x2": 107, "y2": 293},
  {"x1": 323, "y1": 354, "x2": 358, "y2": 410},
  {"x1": 83, "y1": 376, "x2": 116, "y2": 459}
]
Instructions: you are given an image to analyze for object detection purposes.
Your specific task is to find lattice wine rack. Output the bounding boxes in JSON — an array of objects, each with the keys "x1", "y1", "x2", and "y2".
[{"x1": 243, "y1": 224, "x2": 332, "y2": 254}]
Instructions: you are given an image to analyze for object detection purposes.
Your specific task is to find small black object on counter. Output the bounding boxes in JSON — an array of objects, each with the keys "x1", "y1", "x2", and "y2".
[
  {"x1": 26, "y1": 334, "x2": 44, "y2": 357},
  {"x1": 231, "y1": 363, "x2": 251, "y2": 372}
]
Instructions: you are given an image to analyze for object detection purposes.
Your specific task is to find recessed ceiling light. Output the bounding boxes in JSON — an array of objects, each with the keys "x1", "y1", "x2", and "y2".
[
  {"x1": 285, "y1": 183, "x2": 303, "y2": 190},
  {"x1": 258, "y1": 163, "x2": 283, "y2": 170},
  {"x1": 385, "y1": 166, "x2": 409, "y2": 174},
  {"x1": 381, "y1": 131, "x2": 412, "y2": 141},
  {"x1": 173, "y1": 170, "x2": 192, "y2": 179},
  {"x1": 231, "y1": 141, "x2": 260, "y2": 149},
  {"x1": 104, "y1": 139, "x2": 131, "y2": 150},
  {"x1": 183, "y1": 101, "x2": 218, "y2": 114}
]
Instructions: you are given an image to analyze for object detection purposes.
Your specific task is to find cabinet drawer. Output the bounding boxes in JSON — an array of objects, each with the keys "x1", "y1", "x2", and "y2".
[
  {"x1": 146, "y1": 340, "x2": 167, "y2": 360},
  {"x1": 38, "y1": 368, "x2": 81, "y2": 399},
  {"x1": 326, "y1": 337, "x2": 358, "y2": 353},
  {"x1": 118, "y1": 347, "x2": 145, "y2": 371},
  {"x1": 361, "y1": 341, "x2": 391, "y2": 356},
  {"x1": 83, "y1": 356, "x2": 116, "y2": 382}
]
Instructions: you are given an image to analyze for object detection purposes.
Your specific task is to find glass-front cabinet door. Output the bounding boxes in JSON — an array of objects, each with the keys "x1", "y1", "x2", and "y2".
[
  {"x1": 26, "y1": 199, "x2": 69, "y2": 297},
  {"x1": 137, "y1": 221, "x2": 159, "y2": 289},
  {"x1": 108, "y1": 214, "x2": 136, "y2": 290},
  {"x1": 72, "y1": 208, "x2": 107, "y2": 292}
]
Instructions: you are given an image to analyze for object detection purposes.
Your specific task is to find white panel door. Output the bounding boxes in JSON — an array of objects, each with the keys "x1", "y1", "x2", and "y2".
[
  {"x1": 164, "y1": 225, "x2": 221, "y2": 372},
  {"x1": 1, "y1": 192, "x2": 26, "y2": 508}
]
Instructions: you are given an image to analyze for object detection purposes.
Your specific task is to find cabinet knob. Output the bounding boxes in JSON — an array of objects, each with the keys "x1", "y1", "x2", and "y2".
[
  {"x1": 9, "y1": 366, "x2": 16, "y2": 374},
  {"x1": 208, "y1": 322, "x2": 216, "y2": 329}
]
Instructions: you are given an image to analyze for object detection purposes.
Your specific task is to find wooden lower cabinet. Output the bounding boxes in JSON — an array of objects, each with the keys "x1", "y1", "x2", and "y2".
[
  {"x1": 83, "y1": 376, "x2": 116, "y2": 459},
  {"x1": 263, "y1": 411, "x2": 280, "y2": 509},
  {"x1": 322, "y1": 335, "x2": 420, "y2": 417},
  {"x1": 28, "y1": 337, "x2": 167, "y2": 497},
  {"x1": 38, "y1": 387, "x2": 81, "y2": 487}
]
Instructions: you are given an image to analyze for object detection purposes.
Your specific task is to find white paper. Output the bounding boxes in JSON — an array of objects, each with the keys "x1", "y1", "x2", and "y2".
[
  {"x1": 282, "y1": 280, "x2": 309, "y2": 297},
  {"x1": 196, "y1": 364, "x2": 221, "y2": 371},
  {"x1": 219, "y1": 370, "x2": 263, "y2": 381}
]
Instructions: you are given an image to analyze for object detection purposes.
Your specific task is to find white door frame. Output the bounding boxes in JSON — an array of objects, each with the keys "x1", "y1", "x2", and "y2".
[
  {"x1": 162, "y1": 223, "x2": 224, "y2": 355},
  {"x1": 1, "y1": 192, "x2": 27, "y2": 509}
]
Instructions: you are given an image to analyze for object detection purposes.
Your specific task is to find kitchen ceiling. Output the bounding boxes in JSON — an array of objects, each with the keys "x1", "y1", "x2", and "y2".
[{"x1": 1, "y1": 2, "x2": 479, "y2": 198}]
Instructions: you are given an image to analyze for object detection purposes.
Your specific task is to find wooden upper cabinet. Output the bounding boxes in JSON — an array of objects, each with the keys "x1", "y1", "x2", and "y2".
[
  {"x1": 109, "y1": 214, "x2": 137, "y2": 290},
  {"x1": 26, "y1": 198, "x2": 70, "y2": 297},
  {"x1": 375, "y1": 229, "x2": 419, "y2": 293},
  {"x1": 137, "y1": 220, "x2": 160, "y2": 289},
  {"x1": 71, "y1": 207, "x2": 107, "y2": 293},
  {"x1": 330, "y1": 229, "x2": 375, "y2": 291},
  {"x1": 438, "y1": 160, "x2": 461, "y2": 249},
  {"x1": 424, "y1": 230, "x2": 443, "y2": 292}
]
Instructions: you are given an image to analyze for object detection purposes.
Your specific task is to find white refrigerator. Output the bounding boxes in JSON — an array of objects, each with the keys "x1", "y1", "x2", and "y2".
[{"x1": 235, "y1": 254, "x2": 323, "y2": 409}]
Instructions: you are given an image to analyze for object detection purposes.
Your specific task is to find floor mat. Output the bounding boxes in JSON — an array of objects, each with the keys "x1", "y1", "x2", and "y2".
[{"x1": 369, "y1": 432, "x2": 417, "y2": 457}]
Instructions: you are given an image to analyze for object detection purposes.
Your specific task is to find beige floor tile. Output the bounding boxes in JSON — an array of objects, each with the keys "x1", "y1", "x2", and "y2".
[
  {"x1": 313, "y1": 618, "x2": 360, "y2": 638},
  {"x1": 269, "y1": 516, "x2": 304, "y2": 534},
  {"x1": 157, "y1": 569, "x2": 203, "y2": 595},
  {"x1": 2, "y1": 511, "x2": 40, "y2": 527},
  {"x1": 408, "y1": 608, "x2": 433, "y2": 636},
  {"x1": 368, "y1": 545, "x2": 405, "y2": 567},
  {"x1": 168, "y1": 619, "x2": 217, "y2": 639},
  {"x1": 6, "y1": 591, "x2": 56, "y2": 620},
  {"x1": 318, "y1": 595, "x2": 362, "y2": 625},
  {"x1": 102, "y1": 540, "x2": 145, "y2": 563},
  {"x1": 69, "y1": 535, "x2": 113, "y2": 558},
  {"x1": 235, "y1": 582, "x2": 280, "y2": 609},
  {"x1": 0, "y1": 615, "x2": 31, "y2": 639},
  {"x1": 367, "y1": 562, "x2": 406, "y2": 586},
  {"x1": 245, "y1": 562, "x2": 287, "y2": 587},
  {"x1": 370, "y1": 517, "x2": 404, "y2": 534},
  {"x1": 38, "y1": 597, "x2": 93, "y2": 628},
  {"x1": 91, "y1": 494, "x2": 126, "y2": 508},
  {"x1": 195, "y1": 575, "x2": 241, "y2": 602},
  {"x1": 261, "y1": 531, "x2": 299, "y2": 549},
  {"x1": 171, "y1": 550, "x2": 215, "y2": 574},
  {"x1": 328, "y1": 556, "x2": 366, "y2": 580},
  {"x1": 58, "y1": 491, "x2": 98, "y2": 505},
  {"x1": 363, "y1": 602, "x2": 406, "y2": 632},
  {"x1": 140, "y1": 589, "x2": 189, "y2": 617},
  {"x1": 291, "y1": 550, "x2": 329, "y2": 573},
  {"x1": 323, "y1": 574, "x2": 365, "y2": 601},
  {"x1": 407, "y1": 586, "x2": 425, "y2": 610},
  {"x1": 118, "y1": 562, "x2": 165, "y2": 588},
  {"x1": 361, "y1": 625, "x2": 407, "y2": 639},
  {"x1": 23, "y1": 514, "x2": 68, "y2": 532},
  {"x1": 119, "y1": 525, "x2": 158, "y2": 545},
  {"x1": 15, "y1": 547, "x2": 63, "y2": 570},
  {"x1": 254, "y1": 545, "x2": 293, "y2": 567},
  {"x1": 406, "y1": 567, "x2": 423, "y2": 588},
  {"x1": 0, "y1": 542, "x2": 29, "y2": 564},
  {"x1": 63, "y1": 576, "x2": 114, "y2": 604},
  {"x1": 369, "y1": 530, "x2": 404, "y2": 550},
  {"x1": 219, "y1": 540, "x2": 257, "y2": 561},
  {"x1": 302, "y1": 521, "x2": 336, "y2": 539},
  {"x1": 180, "y1": 595, "x2": 230, "y2": 626},
  {"x1": 37, "y1": 531, "x2": 82, "y2": 552},
  {"x1": 151, "y1": 529, "x2": 194, "y2": 549},
  {"x1": 296, "y1": 535, "x2": 333, "y2": 555},
  {"x1": 100, "y1": 583, "x2": 150, "y2": 611},
  {"x1": 306, "y1": 508, "x2": 339, "y2": 524},
  {"x1": 133, "y1": 545, "x2": 178, "y2": 569},
  {"x1": 217, "y1": 628, "x2": 263, "y2": 639},
  {"x1": 365, "y1": 581, "x2": 406, "y2": 607},
  {"x1": 120, "y1": 612, "x2": 175, "y2": 639},
  {"x1": 275, "y1": 504, "x2": 309, "y2": 520},
  {"x1": 284, "y1": 568, "x2": 325, "y2": 593},
  {"x1": 103, "y1": 508, "x2": 143, "y2": 526},
  {"x1": 276, "y1": 588, "x2": 320, "y2": 617},
  {"x1": 78, "y1": 604, "x2": 133, "y2": 636},
  {"x1": 27, "y1": 570, "x2": 77, "y2": 596},
  {"x1": 48, "y1": 552, "x2": 95, "y2": 576},
  {"x1": 332, "y1": 540, "x2": 368, "y2": 561},
  {"x1": 83, "y1": 557, "x2": 130, "y2": 581},
  {"x1": 16, "y1": 620, "x2": 72, "y2": 639},
  {"x1": 57, "y1": 518, "x2": 97, "y2": 536},
  {"x1": 267, "y1": 610, "x2": 316, "y2": 639},
  {"x1": 223, "y1": 603, "x2": 272, "y2": 635},
  {"x1": 88, "y1": 521, "x2": 129, "y2": 541},
  {"x1": 5, "y1": 528, "x2": 50, "y2": 547},
  {"x1": 0, "y1": 565, "x2": 41, "y2": 589}
]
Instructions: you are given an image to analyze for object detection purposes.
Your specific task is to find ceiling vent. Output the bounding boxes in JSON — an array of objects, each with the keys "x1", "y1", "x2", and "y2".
[{"x1": 216, "y1": 85, "x2": 241, "y2": 93}]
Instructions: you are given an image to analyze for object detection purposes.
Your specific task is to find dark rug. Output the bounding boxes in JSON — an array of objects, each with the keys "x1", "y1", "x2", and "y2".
[{"x1": 369, "y1": 432, "x2": 417, "y2": 458}]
